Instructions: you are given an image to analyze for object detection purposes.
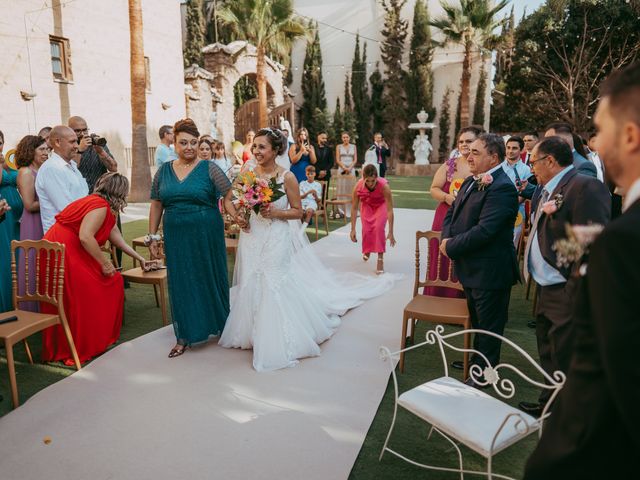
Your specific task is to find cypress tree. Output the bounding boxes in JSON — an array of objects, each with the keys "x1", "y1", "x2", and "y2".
[
  {"x1": 184, "y1": 0, "x2": 206, "y2": 67},
  {"x1": 351, "y1": 35, "x2": 371, "y2": 156},
  {"x1": 301, "y1": 23, "x2": 327, "y2": 137},
  {"x1": 369, "y1": 62, "x2": 384, "y2": 135},
  {"x1": 438, "y1": 87, "x2": 453, "y2": 162},
  {"x1": 472, "y1": 65, "x2": 487, "y2": 127},
  {"x1": 380, "y1": 0, "x2": 409, "y2": 166},
  {"x1": 453, "y1": 92, "x2": 461, "y2": 149},
  {"x1": 342, "y1": 75, "x2": 356, "y2": 139},
  {"x1": 332, "y1": 97, "x2": 343, "y2": 143}
]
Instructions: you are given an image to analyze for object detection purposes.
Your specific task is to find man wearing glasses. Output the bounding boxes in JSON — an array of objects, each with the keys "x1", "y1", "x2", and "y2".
[{"x1": 518, "y1": 136, "x2": 610, "y2": 418}]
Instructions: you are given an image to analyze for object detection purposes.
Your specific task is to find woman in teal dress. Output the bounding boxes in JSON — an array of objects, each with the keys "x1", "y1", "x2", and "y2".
[
  {"x1": 0, "y1": 131, "x2": 24, "y2": 312},
  {"x1": 148, "y1": 119, "x2": 243, "y2": 358}
]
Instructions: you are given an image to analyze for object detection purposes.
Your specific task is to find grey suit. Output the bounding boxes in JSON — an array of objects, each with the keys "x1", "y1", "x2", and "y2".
[{"x1": 572, "y1": 150, "x2": 597, "y2": 178}]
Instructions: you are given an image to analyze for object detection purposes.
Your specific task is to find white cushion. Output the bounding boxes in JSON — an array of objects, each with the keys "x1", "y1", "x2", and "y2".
[{"x1": 398, "y1": 376, "x2": 538, "y2": 457}]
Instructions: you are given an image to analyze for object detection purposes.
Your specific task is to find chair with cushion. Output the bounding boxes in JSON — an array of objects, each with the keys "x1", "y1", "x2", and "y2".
[
  {"x1": 326, "y1": 174, "x2": 357, "y2": 224},
  {"x1": 0, "y1": 240, "x2": 81, "y2": 408},
  {"x1": 379, "y1": 326, "x2": 566, "y2": 480},
  {"x1": 400, "y1": 231, "x2": 470, "y2": 378}
]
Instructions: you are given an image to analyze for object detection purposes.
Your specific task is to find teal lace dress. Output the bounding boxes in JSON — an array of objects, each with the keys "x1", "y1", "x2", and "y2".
[
  {"x1": 0, "y1": 168, "x2": 23, "y2": 311},
  {"x1": 151, "y1": 160, "x2": 232, "y2": 345}
]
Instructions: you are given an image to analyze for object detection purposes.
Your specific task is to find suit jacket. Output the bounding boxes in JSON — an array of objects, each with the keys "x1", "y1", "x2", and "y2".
[
  {"x1": 314, "y1": 143, "x2": 334, "y2": 179},
  {"x1": 572, "y1": 151, "x2": 597, "y2": 178},
  {"x1": 524, "y1": 199, "x2": 640, "y2": 480},
  {"x1": 530, "y1": 169, "x2": 611, "y2": 281},
  {"x1": 442, "y1": 167, "x2": 519, "y2": 289},
  {"x1": 372, "y1": 144, "x2": 391, "y2": 166}
]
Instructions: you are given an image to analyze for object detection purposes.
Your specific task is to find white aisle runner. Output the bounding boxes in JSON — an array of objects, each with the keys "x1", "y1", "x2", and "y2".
[{"x1": 0, "y1": 208, "x2": 434, "y2": 480}]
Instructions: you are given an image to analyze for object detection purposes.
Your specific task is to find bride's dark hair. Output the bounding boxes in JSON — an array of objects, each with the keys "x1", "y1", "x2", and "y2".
[{"x1": 256, "y1": 127, "x2": 287, "y2": 155}]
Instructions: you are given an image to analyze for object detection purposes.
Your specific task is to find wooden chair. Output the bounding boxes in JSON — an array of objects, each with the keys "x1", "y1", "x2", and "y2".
[
  {"x1": 115, "y1": 242, "x2": 169, "y2": 327},
  {"x1": 130, "y1": 236, "x2": 147, "y2": 268},
  {"x1": 400, "y1": 231, "x2": 471, "y2": 379},
  {"x1": 312, "y1": 180, "x2": 330, "y2": 240},
  {"x1": 326, "y1": 174, "x2": 357, "y2": 224},
  {"x1": 0, "y1": 240, "x2": 81, "y2": 408}
]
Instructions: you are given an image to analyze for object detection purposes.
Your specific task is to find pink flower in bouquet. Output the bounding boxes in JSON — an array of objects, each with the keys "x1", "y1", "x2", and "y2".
[{"x1": 542, "y1": 200, "x2": 558, "y2": 215}]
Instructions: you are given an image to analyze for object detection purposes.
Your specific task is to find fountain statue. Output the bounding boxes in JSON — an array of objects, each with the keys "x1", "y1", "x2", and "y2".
[{"x1": 408, "y1": 109, "x2": 436, "y2": 165}]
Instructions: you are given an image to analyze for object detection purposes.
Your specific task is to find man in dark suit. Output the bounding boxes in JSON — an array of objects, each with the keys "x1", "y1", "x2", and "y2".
[
  {"x1": 524, "y1": 61, "x2": 640, "y2": 479},
  {"x1": 545, "y1": 123, "x2": 598, "y2": 178},
  {"x1": 441, "y1": 133, "x2": 519, "y2": 385},
  {"x1": 518, "y1": 136, "x2": 611, "y2": 417},
  {"x1": 371, "y1": 132, "x2": 391, "y2": 178},
  {"x1": 314, "y1": 131, "x2": 333, "y2": 194}
]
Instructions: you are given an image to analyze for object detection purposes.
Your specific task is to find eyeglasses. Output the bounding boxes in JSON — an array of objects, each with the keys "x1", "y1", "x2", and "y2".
[
  {"x1": 73, "y1": 128, "x2": 89, "y2": 134},
  {"x1": 529, "y1": 155, "x2": 550, "y2": 167}
]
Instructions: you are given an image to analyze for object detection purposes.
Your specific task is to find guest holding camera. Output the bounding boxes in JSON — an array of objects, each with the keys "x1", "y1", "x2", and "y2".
[
  {"x1": 16, "y1": 135, "x2": 49, "y2": 312},
  {"x1": 148, "y1": 119, "x2": 241, "y2": 358},
  {"x1": 41, "y1": 173, "x2": 149, "y2": 365},
  {"x1": 36, "y1": 126, "x2": 89, "y2": 233},
  {"x1": 68, "y1": 116, "x2": 117, "y2": 192},
  {"x1": 289, "y1": 128, "x2": 317, "y2": 183}
]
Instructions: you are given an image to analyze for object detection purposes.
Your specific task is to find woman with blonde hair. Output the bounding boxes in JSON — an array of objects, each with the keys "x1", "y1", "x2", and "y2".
[{"x1": 41, "y1": 172, "x2": 150, "y2": 365}]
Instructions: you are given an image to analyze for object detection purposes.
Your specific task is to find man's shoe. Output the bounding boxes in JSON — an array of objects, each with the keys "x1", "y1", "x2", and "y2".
[
  {"x1": 518, "y1": 401, "x2": 543, "y2": 417},
  {"x1": 527, "y1": 320, "x2": 536, "y2": 329},
  {"x1": 451, "y1": 360, "x2": 464, "y2": 370}
]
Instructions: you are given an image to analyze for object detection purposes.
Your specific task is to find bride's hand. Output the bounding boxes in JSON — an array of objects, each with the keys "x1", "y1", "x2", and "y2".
[{"x1": 259, "y1": 203, "x2": 276, "y2": 219}]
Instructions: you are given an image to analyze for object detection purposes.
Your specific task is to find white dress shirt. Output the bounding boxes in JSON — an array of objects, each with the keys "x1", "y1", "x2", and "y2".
[
  {"x1": 624, "y1": 178, "x2": 640, "y2": 212},
  {"x1": 36, "y1": 152, "x2": 89, "y2": 233}
]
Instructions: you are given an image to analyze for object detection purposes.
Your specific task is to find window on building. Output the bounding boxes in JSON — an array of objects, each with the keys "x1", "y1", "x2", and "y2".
[
  {"x1": 50, "y1": 35, "x2": 72, "y2": 81},
  {"x1": 145, "y1": 56, "x2": 151, "y2": 93}
]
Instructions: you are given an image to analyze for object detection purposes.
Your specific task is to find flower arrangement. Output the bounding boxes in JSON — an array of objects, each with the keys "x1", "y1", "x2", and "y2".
[
  {"x1": 232, "y1": 171, "x2": 285, "y2": 217},
  {"x1": 476, "y1": 173, "x2": 493, "y2": 191},
  {"x1": 552, "y1": 223, "x2": 605, "y2": 269}
]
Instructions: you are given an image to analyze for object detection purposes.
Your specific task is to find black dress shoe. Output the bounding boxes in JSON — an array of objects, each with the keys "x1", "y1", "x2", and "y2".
[
  {"x1": 518, "y1": 401, "x2": 543, "y2": 417},
  {"x1": 451, "y1": 360, "x2": 464, "y2": 370},
  {"x1": 464, "y1": 377, "x2": 489, "y2": 390},
  {"x1": 527, "y1": 320, "x2": 536, "y2": 329}
]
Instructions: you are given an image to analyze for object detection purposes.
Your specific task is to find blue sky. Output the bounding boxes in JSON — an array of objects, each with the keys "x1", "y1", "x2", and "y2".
[{"x1": 513, "y1": 0, "x2": 546, "y2": 23}]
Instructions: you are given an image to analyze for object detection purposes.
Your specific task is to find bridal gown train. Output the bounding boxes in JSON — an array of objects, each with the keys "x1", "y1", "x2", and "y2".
[{"x1": 219, "y1": 171, "x2": 397, "y2": 372}]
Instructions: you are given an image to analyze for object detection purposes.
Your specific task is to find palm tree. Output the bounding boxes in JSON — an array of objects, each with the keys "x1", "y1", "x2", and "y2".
[
  {"x1": 217, "y1": 0, "x2": 308, "y2": 128},
  {"x1": 128, "y1": 0, "x2": 150, "y2": 201},
  {"x1": 430, "y1": 0, "x2": 509, "y2": 127}
]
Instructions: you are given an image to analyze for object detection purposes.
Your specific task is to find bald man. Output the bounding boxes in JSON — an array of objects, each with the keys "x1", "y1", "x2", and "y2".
[
  {"x1": 35, "y1": 125, "x2": 89, "y2": 232},
  {"x1": 68, "y1": 116, "x2": 117, "y2": 192}
]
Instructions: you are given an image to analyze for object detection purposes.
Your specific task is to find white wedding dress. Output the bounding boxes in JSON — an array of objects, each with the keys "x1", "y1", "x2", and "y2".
[{"x1": 219, "y1": 170, "x2": 397, "y2": 371}]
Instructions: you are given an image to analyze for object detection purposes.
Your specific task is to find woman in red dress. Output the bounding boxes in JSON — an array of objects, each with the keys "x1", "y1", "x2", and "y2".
[{"x1": 41, "y1": 173, "x2": 149, "y2": 365}]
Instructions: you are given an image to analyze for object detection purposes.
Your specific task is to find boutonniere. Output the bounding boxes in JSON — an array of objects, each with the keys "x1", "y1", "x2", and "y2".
[
  {"x1": 552, "y1": 223, "x2": 605, "y2": 271},
  {"x1": 541, "y1": 193, "x2": 564, "y2": 215},
  {"x1": 475, "y1": 173, "x2": 493, "y2": 191}
]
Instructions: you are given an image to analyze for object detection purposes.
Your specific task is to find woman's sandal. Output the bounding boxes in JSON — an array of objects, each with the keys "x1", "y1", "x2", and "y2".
[
  {"x1": 363, "y1": 253, "x2": 370, "y2": 262},
  {"x1": 376, "y1": 258, "x2": 384, "y2": 275},
  {"x1": 168, "y1": 344, "x2": 188, "y2": 358}
]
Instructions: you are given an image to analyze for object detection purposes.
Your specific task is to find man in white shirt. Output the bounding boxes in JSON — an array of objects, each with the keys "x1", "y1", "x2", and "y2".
[{"x1": 36, "y1": 125, "x2": 89, "y2": 232}]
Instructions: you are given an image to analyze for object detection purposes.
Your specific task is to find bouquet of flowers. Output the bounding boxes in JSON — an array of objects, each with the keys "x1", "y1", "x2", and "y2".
[{"x1": 232, "y1": 171, "x2": 286, "y2": 222}]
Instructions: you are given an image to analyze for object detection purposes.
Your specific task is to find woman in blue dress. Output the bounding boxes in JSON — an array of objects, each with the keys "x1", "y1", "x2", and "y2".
[
  {"x1": 148, "y1": 119, "x2": 243, "y2": 358},
  {"x1": 0, "y1": 130, "x2": 24, "y2": 311},
  {"x1": 288, "y1": 128, "x2": 317, "y2": 183}
]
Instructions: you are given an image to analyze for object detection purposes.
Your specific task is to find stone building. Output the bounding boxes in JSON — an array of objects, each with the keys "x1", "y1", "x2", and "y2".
[{"x1": 0, "y1": 0, "x2": 185, "y2": 174}]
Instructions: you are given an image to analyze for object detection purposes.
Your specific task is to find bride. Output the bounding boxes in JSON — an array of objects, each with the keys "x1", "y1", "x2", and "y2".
[{"x1": 219, "y1": 128, "x2": 396, "y2": 371}]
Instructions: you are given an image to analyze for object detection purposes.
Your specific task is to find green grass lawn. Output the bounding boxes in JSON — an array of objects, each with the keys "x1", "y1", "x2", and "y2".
[{"x1": 0, "y1": 175, "x2": 539, "y2": 478}]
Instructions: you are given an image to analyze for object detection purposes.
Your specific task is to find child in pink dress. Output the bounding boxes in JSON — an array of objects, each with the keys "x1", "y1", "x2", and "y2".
[{"x1": 350, "y1": 164, "x2": 396, "y2": 274}]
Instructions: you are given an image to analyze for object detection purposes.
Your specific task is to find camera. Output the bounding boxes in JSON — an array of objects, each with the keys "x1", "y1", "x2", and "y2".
[{"x1": 89, "y1": 134, "x2": 107, "y2": 147}]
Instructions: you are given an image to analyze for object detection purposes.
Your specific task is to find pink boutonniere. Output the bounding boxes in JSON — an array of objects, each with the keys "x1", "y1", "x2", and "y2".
[
  {"x1": 541, "y1": 193, "x2": 564, "y2": 216},
  {"x1": 476, "y1": 173, "x2": 494, "y2": 191}
]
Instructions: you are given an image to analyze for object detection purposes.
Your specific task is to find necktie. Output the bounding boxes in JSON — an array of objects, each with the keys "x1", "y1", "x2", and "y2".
[{"x1": 523, "y1": 189, "x2": 549, "y2": 283}]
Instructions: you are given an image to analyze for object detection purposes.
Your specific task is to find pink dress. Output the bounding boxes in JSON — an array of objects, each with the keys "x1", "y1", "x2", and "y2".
[
  {"x1": 424, "y1": 156, "x2": 465, "y2": 298},
  {"x1": 356, "y1": 177, "x2": 388, "y2": 254}
]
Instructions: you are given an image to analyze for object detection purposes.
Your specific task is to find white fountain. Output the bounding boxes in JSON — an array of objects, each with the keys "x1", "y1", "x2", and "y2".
[{"x1": 408, "y1": 109, "x2": 436, "y2": 165}]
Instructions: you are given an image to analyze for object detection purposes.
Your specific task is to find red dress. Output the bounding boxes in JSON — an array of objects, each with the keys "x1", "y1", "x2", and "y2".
[
  {"x1": 356, "y1": 177, "x2": 389, "y2": 254},
  {"x1": 41, "y1": 195, "x2": 124, "y2": 363}
]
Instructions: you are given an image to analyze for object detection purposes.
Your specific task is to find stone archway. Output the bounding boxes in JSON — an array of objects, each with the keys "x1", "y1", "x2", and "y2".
[{"x1": 202, "y1": 41, "x2": 286, "y2": 147}]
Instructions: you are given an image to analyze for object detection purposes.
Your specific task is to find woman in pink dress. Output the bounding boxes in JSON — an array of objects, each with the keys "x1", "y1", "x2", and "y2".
[
  {"x1": 350, "y1": 164, "x2": 396, "y2": 274},
  {"x1": 426, "y1": 126, "x2": 479, "y2": 297}
]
